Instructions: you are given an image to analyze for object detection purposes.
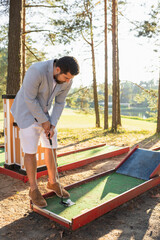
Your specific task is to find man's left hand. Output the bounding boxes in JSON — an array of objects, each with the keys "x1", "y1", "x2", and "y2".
[{"x1": 48, "y1": 125, "x2": 55, "y2": 139}]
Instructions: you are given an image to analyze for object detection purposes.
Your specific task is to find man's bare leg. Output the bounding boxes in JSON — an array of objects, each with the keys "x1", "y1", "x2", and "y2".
[
  {"x1": 24, "y1": 153, "x2": 47, "y2": 207},
  {"x1": 24, "y1": 153, "x2": 37, "y2": 191},
  {"x1": 45, "y1": 148, "x2": 56, "y2": 184},
  {"x1": 45, "y1": 148, "x2": 70, "y2": 198}
]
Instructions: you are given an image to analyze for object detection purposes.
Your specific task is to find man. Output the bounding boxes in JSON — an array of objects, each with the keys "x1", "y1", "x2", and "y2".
[{"x1": 11, "y1": 56, "x2": 79, "y2": 208}]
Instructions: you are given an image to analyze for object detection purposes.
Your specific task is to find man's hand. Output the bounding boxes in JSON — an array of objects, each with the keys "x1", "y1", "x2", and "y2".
[
  {"x1": 42, "y1": 121, "x2": 51, "y2": 137},
  {"x1": 42, "y1": 121, "x2": 55, "y2": 138},
  {"x1": 48, "y1": 125, "x2": 55, "y2": 138}
]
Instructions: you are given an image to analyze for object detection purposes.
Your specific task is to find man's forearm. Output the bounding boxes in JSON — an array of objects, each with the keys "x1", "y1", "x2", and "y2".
[{"x1": 50, "y1": 101, "x2": 65, "y2": 127}]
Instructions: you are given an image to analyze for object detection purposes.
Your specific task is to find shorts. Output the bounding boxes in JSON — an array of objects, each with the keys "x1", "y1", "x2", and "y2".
[{"x1": 19, "y1": 122, "x2": 57, "y2": 154}]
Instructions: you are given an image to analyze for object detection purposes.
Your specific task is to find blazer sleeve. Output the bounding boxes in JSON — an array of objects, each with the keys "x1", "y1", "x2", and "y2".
[
  {"x1": 50, "y1": 81, "x2": 72, "y2": 127},
  {"x1": 23, "y1": 67, "x2": 49, "y2": 124}
]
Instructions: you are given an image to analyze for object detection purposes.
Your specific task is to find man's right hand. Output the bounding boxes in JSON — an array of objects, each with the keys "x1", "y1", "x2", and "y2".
[{"x1": 42, "y1": 121, "x2": 51, "y2": 137}]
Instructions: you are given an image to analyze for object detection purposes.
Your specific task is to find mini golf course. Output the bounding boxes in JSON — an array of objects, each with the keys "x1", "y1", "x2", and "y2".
[
  {"x1": 0, "y1": 145, "x2": 129, "y2": 182},
  {"x1": 57, "y1": 145, "x2": 120, "y2": 166},
  {"x1": 0, "y1": 147, "x2": 5, "y2": 167},
  {"x1": 57, "y1": 145, "x2": 129, "y2": 172},
  {"x1": 32, "y1": 146, "x2": 160, "y2": 230},
  {"x1": 44, "y1": 173, "x2": 145, "y2": 221}
]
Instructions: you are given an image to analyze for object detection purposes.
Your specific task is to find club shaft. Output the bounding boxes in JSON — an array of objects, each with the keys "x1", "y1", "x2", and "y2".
[{"x1": 49, "y1": 139, "x2": 64, "y2": 198}]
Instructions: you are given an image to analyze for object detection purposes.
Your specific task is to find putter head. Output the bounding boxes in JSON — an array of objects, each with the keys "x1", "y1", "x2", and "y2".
[{"x1": 60, "y1": 198, "x2": 75, "y2": 207}]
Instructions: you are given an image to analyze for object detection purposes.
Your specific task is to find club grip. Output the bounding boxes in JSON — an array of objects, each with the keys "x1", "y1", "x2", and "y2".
[{"x1": 48, "y1": 133, "x2": 52, "y2": 146}]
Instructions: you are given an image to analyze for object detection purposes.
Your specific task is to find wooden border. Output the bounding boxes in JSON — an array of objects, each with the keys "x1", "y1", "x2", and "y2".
[
  {"x1": 0, "y1": 146, "x2": 129, "y2": 182},
  {"x1": 152, "y1": 146, "x2": 160, "y2": 151},
  {"x1": 57, "y1": 143, "x2": 106, "y2": 157},
  {"x1": 0, "y1": 167, "x2": 28, "y2": 183},
  {"x1": 31, "y1": 170, "x2": 160, "y2": 230},
  {"x1": 71, "y1": 176, "x2": 160, "y2": 230},
  {"x1": 58, "y1": 147, "x2": 130, "y2": 172},
  {"x1": 150, "y1": 164, "x2": 160, "y2": 178}
]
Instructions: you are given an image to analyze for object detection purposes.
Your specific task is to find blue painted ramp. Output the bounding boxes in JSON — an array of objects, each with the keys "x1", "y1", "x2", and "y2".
[{"x1": 116, "y1": 148, "x2": 160, "y2": 180}]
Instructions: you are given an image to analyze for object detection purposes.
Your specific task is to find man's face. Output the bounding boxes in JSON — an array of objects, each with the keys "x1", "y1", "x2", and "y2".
[{"x1": 54, "y1": 67, "x2": 74, "y2": 84}]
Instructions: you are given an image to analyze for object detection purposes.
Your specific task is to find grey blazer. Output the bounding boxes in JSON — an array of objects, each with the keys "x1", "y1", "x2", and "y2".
[{"x1": 11, "y1": 59, "x2": 72, "y2": 129}]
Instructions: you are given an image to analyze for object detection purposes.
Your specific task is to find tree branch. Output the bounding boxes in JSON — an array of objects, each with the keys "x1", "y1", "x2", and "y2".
[
  {"x1": 67, "y1": 86, "x2": 88, "y2": 97},
  {"x1": 22, "y1": 41, "x2": 40, "y2": 62},
  {"x1": 130, "y1": 81, "x2": 157, "y2": 98},
  {"x1": 23, "y1": 29, "x2": 51, "y2": 35},
  {"x1": 95, "y1": 40, "x2": 103, "y2": 47},
  {"x1": 81, "y1": 31, "x2": 91, "y2": 45},
  {"x1": 25, "y1": 4, "x2": 67, "y2": 12},
  {"x1": 118, "y1": 11, "x2": 140, "y2": 28}
]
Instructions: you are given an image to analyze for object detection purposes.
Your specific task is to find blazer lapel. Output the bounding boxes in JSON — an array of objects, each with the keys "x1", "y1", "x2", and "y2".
[
  {"x1": 47, "y1": 60, "x2": 54, "y2": 97},
  {"x1": 47, "y1": 83, "x2": 62, "y2": 106}
]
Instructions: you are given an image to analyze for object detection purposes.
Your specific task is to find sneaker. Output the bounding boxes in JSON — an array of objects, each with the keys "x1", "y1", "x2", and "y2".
[
  {"x1": 47, "y1": 182, "x2": 70, "y2": 198},
  {"x1": 29, "y1": 188, "x2": 47, "y2": 208}
]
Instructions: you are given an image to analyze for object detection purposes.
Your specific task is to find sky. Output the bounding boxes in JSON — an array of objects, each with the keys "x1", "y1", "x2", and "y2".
[
  {"x1": 42, "y1": 0, "x2": 159, "y2": 88},
  {"x1": 69, "y1": 0, "x2": 159, "y2": 88},
  {"x1": 0, "y1": 0, "x2": 159, "y2": 88}
]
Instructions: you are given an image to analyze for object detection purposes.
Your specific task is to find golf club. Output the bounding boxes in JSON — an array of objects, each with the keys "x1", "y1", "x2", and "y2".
[{"x1": 48, "y1": 134, "x2": 75, "y2": 207}]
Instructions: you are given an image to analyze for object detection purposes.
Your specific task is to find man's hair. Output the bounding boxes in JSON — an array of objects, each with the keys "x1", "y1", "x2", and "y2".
[{"x1": 56, "y1": 56, "x2": 79, "y2": 75}]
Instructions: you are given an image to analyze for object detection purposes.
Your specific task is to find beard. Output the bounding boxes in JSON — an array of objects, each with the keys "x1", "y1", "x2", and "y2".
[{"x1": 54, "y1": 74, "x2": 64, "y2": 84}]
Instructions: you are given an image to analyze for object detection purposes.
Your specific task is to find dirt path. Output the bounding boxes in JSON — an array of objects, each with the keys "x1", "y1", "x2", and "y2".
[{"x1": 0, "y1": 141, "x2": 160, "y2": 240}]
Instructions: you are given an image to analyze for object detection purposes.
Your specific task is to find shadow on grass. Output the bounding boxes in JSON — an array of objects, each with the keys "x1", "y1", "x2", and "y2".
[
  {"x1": 132, "y1": 133, "x2": 160, "y2": 149},
  {"x1": 58, "y1": 131, "x2": 160, "y2": 151}
]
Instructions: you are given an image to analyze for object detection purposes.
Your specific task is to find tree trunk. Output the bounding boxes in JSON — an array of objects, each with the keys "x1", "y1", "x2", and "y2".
[
  {"x1": 156, "y1": 71, "x2": 160, "y2": 133},
  {"x1": 22, "y1": 0, "x2": 26, "y2": 80},
  {"x1": 112, "y1": 0, "x2": 118, "y2": 132},
  {"x1": 90, "y1": 14, "x2": 100, "y2": 127},
  {"x1": 7, "y1": 0, "x2": 22, "y2": 94},
  {"x1": 104, "y1": 0, "x2": 108, "y2": 129},
  {"x1": 117, "y1": 41, "x2": 121, "y2": 126}
]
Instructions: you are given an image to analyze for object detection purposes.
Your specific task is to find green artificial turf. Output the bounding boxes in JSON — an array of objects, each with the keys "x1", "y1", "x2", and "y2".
[
  {"x1": 0, "y1": 145, "x2": 123, "y2": 168},
  {"x1": 57, "y1": 145, "x2": 121, "y2": 166},
  {"x1": 0, "y1": 148, "x2": 5, "y2": 167},
  {"x1": 45, "y1": 173, "x2": 145, "y2": 221},
  {"x1": 0, "y1": 145, "x2": 122, "y2": 168}
]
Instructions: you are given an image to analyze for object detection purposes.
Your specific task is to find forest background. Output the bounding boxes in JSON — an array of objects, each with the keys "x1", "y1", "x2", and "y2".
[
  {"x1": 0, "y1": 2, "x2": 160, "y2": 238},
  {"x1": 0, "y1": 0, "x2": 159, "y2": 133}
]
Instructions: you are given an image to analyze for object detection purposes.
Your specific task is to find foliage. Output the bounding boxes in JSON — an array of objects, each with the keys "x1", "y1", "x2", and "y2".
[
  {"x1": 0, "y1": 16, "x2": 8, "y2": 108},
  {"x1": 134, "y1": 3, "x2": 160, "y2": 38},
  {"x1": 0, "y1": 47, "x2": 7, "y2": 109},
  {"x1": 0, "y1": 0, "x2": 9, "y2": 5},
  {"x1": 47, "y1": 0, "x2": 103, "y2": 46},
  {"x1": 66, "y1": 85, "x2": 93, "y2": 112},
  {"x1": 65, "y1": 80, "x2": 158, "y2": 119},
  {"x1": 25, "y1": 0, "x2": 71, "y2": 49},
  {"x1": 25, "y1": 35, "x2": 47, "y2": 68},
  {"x1": 0, "y1": 25, "x2": 8, "y2": 47},
  {"x1": 134, "y1": 89, "x2": 158, "y2": 118}
]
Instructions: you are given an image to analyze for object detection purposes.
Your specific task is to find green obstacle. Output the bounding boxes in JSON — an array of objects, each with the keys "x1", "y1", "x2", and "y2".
[
  {"x1": 57, "y1": 145, "x2": 121, "y2": 166},
  {"x1": 0, "y1": 148, "x2": 5, "y2": 167},
  {"x1": 45, "y1": 173, "x2": 145, "y2": 221}
]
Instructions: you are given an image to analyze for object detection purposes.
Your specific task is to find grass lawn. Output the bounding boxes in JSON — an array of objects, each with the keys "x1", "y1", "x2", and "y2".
[
  {"x1": 57, "y1": 108, "x2": 156, "y2": 132},
  {"x1": 0, "y1": 108, "x2": 159, "y2": 148},
  {"x1": 0, "y1": 111, "x2": 4, "y2": 128},
  {"x1": 57, "y1": 109, "x2": 158, "y2": 148}
]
